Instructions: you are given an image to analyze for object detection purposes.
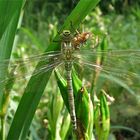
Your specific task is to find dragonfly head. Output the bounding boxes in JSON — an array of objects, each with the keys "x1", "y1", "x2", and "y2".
[
  {"x1": 60, "y1": 30, "x2": 73, "y2": 41},
  {"x1": 63, "y1": 30, "x2": 71, "y2": 36}
]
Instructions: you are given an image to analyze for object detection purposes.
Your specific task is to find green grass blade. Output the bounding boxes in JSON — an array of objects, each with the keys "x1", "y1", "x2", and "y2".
[
  {"x1": 7, "y1": 0, "x2": 100, "y2": 139},
  {"x1": 0, "y1": 0, "x2": 24, "y2": 110}
]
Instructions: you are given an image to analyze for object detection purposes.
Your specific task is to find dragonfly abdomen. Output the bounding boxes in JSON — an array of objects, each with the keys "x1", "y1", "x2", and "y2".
[{"x1": 65, "y1": 66, "x2": 77, "y2": 130}]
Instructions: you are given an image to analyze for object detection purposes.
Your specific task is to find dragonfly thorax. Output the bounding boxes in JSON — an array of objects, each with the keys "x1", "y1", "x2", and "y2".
[
  {"x1": 62, "y1": 42, "x2": 74, "y2": 61},
  {"x1": 60, "y1": 30, "x2": 75, "y2": 61}
]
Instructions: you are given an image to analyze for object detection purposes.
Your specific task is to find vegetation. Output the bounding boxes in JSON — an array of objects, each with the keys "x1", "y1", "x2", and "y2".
[{"x1": 0, "y1": 0, "x2": 140, "y2": 140}]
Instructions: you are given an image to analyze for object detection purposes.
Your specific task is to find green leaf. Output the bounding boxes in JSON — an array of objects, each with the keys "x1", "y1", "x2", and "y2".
[
  {"x1": 72, "y1": 69, "x2": 94, "y2": 140},
  {"x1": 72, "y1": 69, "x2": 90, "y2": 129},
  {"x1": 0, "y1": 0, "x2": 24, "y2": 114},
  {"x1": 7, "y1": 0, "x2": 100, "y2": 139},
  {"x1": 95, "y1": 90, "x2": 110, "y2": 140},
  {"x1": 100, "y1": 91, "x2": 110, "y2": 140},
  {"x1": 54, "y1": 70, "x2": 69, "y2": 110},
  {"x1": 55, "y1": 68, "x2": 94, "y2": 139}
]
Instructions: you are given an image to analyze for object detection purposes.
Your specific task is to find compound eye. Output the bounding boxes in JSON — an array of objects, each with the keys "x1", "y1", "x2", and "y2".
[
  {"x1": 65, "y1": 31, "x2": 70, "y2": 34},
  {"x1": 64, "y1": 30, "x2": 70, "y2": 36}
]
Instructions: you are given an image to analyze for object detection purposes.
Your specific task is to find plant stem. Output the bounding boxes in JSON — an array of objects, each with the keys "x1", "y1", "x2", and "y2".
[{"x1": 0, "y1": 116, "x2": 5, "y2": 140}]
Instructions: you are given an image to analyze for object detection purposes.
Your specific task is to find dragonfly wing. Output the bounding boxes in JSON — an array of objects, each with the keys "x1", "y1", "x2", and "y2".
[
  {"x1": 0, "y1": 51, "x2": 62, "y2": 88},
  {"x1": 73, "y1": 50, "x2": 140, "y2": 95},
  {"x1": 0, "y1": 51, "x2": 62, "y2": 69}
]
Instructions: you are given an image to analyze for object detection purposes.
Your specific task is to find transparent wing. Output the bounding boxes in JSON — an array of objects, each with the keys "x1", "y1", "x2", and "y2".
[
  {"x1": 0, "y1": 51, "x2": 62, "y2": 87},
  {"x1": 73, "y1": 49, "x2": 140, "y2": 95},
  {"x1": 0, "y1": 51, "x2": 62, "y2": 69},
  {"x1": 75, "y1": 49, "x2": 140, "y2": 64}
]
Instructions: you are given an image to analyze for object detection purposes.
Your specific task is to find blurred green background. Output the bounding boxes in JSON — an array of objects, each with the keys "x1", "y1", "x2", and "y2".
[{"x1": 5, "y1": 0, "x2": 140, "y2": 140}]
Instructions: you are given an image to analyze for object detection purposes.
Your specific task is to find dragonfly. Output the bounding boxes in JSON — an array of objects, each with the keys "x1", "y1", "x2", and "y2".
[{"x1": 0, "y1": 29, "x2": 140, "y2": 132}]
